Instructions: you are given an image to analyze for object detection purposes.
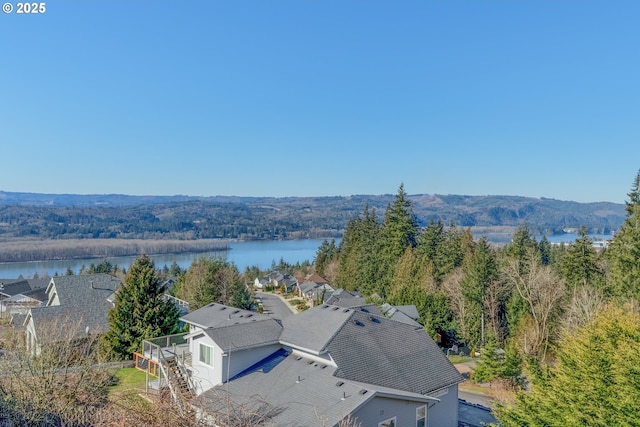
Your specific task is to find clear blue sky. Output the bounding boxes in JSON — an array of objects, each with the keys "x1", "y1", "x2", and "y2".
[{"x1": 2, "y1": 1, "x2": 638, "y2": 203}]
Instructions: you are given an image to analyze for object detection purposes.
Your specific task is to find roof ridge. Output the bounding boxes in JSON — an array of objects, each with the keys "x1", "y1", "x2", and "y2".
[{"x1": 319, "y1": 306, "x2": 355, "y2": 353}]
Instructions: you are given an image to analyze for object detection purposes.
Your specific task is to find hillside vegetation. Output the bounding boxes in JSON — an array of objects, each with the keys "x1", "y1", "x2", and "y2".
[{"x1": 0, "y1": 191, "x2": 624, "y2": 243}]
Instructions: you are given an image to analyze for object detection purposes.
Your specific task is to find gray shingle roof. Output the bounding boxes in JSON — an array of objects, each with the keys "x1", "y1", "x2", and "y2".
[
  {"x1": 192, "y1": 302, "x2": 462, "y2": 425},
  {"x1": 327, "y1": 310, "x2": 463, "y2": 395},
  {"x1": 199, "y1": 352, "x2": 373, "y2": 427},
  {"x1": 389, "y1": 310, "x2": 422, "y2": 327},
  {"x1": 279, "y1": 305, "x2": 353, "y2": 354},
  {"x1": 181, "y1": 302, "x2": 271, "y2": 329},
  {"x1": 230, "y1": 302, "x2": 461, "y2": 395},
  {"x1": 203, "y1": 319, "x2": 282, "y2": 352},
  {"x1": 49, "y1": 274, "x2": 121, "y2": 307},
  {"x1": 395, "y1": 304, "x2": 420, "y2": 320},
  {"x1": 0, "y1": 279, "x2": 32, "y2": 296},
  {"x1": 29, "y1": 274, "x2": 121, "y2": 338}
]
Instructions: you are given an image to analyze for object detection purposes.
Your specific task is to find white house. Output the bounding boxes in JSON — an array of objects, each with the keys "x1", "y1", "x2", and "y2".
[{"x1": 143, "y1": 301, "x2": 463, "y2": 427}]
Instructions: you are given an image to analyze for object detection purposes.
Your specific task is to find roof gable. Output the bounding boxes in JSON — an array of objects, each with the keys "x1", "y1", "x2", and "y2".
[
  {"x1": 327, "y1": 311, "x2": 463, "y2": 394},
  {"x1": 181, "y1": 302, "x2": 270, "y2": 329},
  {"x1": 203, "y1": 319, "x2": 282, "y2": 352},
  {"x1": 279, "y1": 305, "x2": 354, "y2": 354}
]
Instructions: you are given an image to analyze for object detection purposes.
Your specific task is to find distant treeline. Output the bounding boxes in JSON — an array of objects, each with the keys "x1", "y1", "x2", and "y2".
[
  {"x1": 0, "y1": 238, "x2": 229, "y2": 262},
  {"x1": 0, "y1": 192, "x2": 626, "y2": 242}
]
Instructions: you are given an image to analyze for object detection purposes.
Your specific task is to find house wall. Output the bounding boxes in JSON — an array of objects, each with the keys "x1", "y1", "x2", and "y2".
[
  {"x1": 189, "y1": 334, "x2": 223, "y2": 395},
  {"x1": 349, "y1": 386, "x2": 458, "y2": 427},
  {"x1": 25, "y1": 316, "x2": 40, "y2": 356},
  {"x1": 426, "y1": 384, "x2": 459, "y2": 427},
  {"x1": 223, "y1": 343, "x2": 282, "y2": 381},
  {"x1": 189, "y1": 332, "x2": 282, "y2": 396},
  {"x1": 350, "y1": 396, "x2": 429, "y2": 427}
]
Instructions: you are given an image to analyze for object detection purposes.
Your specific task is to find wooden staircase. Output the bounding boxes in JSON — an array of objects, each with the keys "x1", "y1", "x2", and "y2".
[{"x1": 165, "y1": 357, "x2": 193, "y2": 403}]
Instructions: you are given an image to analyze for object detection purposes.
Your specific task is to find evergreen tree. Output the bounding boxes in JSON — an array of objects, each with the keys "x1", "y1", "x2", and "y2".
[
  {"x1": 495, "y1": 303, "x2": 640, "y2": 427},
  {"x1": 625, "y1": 168, "x2": 640, "y2": 216},
  {"x1": 375, "y1": 184, "x2": 419, "y2": 297},
  {"x1": 314, "y1": 239, "x2": 337, "y2": 278},
  {"x1": 538, "y1": 235, "x2": 551, "y2": 266},
  {"x1": 472, "y1": 337, "x2": 502, "y2": 383},
  {"x1": 336, "y1": 206, "x2": 380, "y2": 294},
  {"x1": 102, "y1": 255, "x2": 180, "y2": 360},
  {"x1": 560, "y1": 225, "x2": 604, "y2": 294},
  {"x1": 417, "y1": 219, "x2": 462, "y2": 285},
  {"x1": 460, "y1": 237, "x2": 499, "y2": 348},
  {"x1": 607, "y1": 169, "x2": 640, "y2": 299}
]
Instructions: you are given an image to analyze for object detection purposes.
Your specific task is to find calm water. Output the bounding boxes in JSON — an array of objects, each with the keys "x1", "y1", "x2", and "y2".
[
  {"x1": 0, "y1": 234, "x2": 612, "y2": 280},
  {"x1": 0, "y1": 239, "x2": 333, "y2": 279}
]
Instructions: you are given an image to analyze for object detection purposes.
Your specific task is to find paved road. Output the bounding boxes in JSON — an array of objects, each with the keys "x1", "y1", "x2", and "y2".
[
  {"x1": 458, "y1": 390, "x2": 493, "y2": 408},
  {"x1": 459, "y1": 399, "x2": 498, "y2": 427},
  {"x1": 256, "y1": 292, "x2": 295, "y2": 320}
]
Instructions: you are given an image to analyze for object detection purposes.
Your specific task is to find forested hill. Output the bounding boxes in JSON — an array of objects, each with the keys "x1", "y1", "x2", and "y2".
[{"x1": 0, "y1": 191, "x2": 625, "y2": 242}]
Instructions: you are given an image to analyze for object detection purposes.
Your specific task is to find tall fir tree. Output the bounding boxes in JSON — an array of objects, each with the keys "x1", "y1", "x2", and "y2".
[
  {"x1": 460, "y1": 237, "x2": 499, "y2": 348},
  {"x1": 335, "y1": 206, "x2": 380, "y2": 293},
  {"x1": 375, "y1": 184, "x2": 419, "y2": 298},
  {"x1": 607, "y1": 169, "x2": 640, "y2": 299},
  {"x1": 102, "y1": 255, "x2": 180, "y2": 360},
  {"x1": 560, "y1": 225, "x2": 604, "y2": 294},
  {"x1": 314, "y1": 239, "x2": 337, "y2": 278}
]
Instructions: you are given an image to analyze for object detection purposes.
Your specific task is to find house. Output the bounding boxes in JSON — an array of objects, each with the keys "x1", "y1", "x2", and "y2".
[
  {"x1": 323, "y1": 288, "x2": 368, "y2": 307},
  {"x1": 297, "y1": 274, "x2": 335, "y2": 305},
  {"x1": 143, "y1": 301, "x2": 463, "y2": 427},
  {"x1": 23, "y1": 274, "x2": 122, "y2": 355},
  {"x1": 0, "y1": 278, "x2": 49, "y2": 317},
  {"x1": 254, "y1": 271, "x2": 298, "y2": 293},
  {"x1": 381, "y1": 303, "x2": 422, "y2": 327}
]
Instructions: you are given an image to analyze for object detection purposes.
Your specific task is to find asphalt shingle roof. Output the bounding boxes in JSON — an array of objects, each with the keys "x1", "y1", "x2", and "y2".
[
  {"x1": 203, "y1": 319, "x2": 283, "y2": 352},
  {"x1": 327, "y1": 310, "x2": 463, "y2": 395},
  {"x1": 199, "y1": 352, "x2": 372, "y2": 427},
  {"x1": 192, "y1": 301, "x2": 463, "y2": 426},
  {"x1": 28, "y1": 274, "x2": 121, "y2": 338},
  {"x1": 279, "y1": 305, "x2": 353, "y2": 354},
  {"x1": 181, "y1": 302, "x2": 270, "y2": 329}
]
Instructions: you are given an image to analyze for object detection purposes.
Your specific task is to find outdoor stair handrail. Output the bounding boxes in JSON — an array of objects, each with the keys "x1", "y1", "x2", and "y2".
[{"x1": 142, "y1": 334, "x2": 195, "y2": 415}]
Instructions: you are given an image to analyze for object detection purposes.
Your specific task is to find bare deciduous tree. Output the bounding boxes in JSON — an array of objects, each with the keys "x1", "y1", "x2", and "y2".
[
  {"x1": 442, "y1": 268, "x2": 469, "y2": 342},
  {"x1": 503, "y1": 248, "x2": 565, "y2": 361},
  {"x1": 0, "y1": 313, "x2": 112, "y2": 426},
  {"x1": 561, "y1": 285, "x2": 605, "y2": 334}
]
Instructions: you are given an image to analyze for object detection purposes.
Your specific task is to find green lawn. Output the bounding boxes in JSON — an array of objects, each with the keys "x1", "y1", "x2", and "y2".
[
  {"x1": 448, "y1": 355, "x2": 473, "y2": 364},
  {"x1": 108, "y1": 368, "x2": 150, "y2": 396}
]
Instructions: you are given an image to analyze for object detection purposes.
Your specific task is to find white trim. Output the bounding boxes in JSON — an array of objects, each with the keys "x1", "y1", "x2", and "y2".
[
  {"x1": 416, "y1": 404, "x2": 427, "y2": 427},
  {"x1": 378, "y1": 416, "x2": 396, "y2": 427},
  {"x1": 199, "y1": 342, "x2": 214, "y2": 366}
]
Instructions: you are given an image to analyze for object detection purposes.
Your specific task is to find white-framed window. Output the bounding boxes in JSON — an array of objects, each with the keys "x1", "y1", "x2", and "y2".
[
  {"x1": 199, "y1": 343, "x2": 214, "y2": 366},
  {"x1": 378, "y1": 417, "x2": 396, "y2": 427},
  {"x1": 416, "y1": 405, "x2": 427, "y2": 427}
]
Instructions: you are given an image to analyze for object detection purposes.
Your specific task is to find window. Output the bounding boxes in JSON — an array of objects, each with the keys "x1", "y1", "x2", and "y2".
[
  {"x1": 378, "y1": 417, "x2": 396, "y2": 427},
  {"x1": 416, "y1": 405, "x2": 427, "y2": 427},
  {"x1": 199, "y1": 343, "x2": 213, "y2": 366}
]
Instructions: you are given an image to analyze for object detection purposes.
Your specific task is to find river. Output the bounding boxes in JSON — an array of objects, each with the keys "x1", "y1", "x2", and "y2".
[
  {"x1": 0, "y1": 233, "x2": 613, "y2": 280},
  {"x1": 0, "y1": 239, "x2": 334, "y2": 280}
]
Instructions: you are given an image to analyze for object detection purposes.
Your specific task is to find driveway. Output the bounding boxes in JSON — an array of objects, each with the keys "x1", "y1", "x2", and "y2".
[
  {"x1": 459, "y1": 399, "x2": 498, "y2": 427},
  {"x1": 256, "y1": 291, "x2": 296, "y2": 320}
]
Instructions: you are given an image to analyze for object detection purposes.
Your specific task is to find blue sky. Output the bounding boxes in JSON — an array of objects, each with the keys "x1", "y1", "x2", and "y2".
[{"x1": 2, "y1": 1, "x2": 639, "y2": 203}]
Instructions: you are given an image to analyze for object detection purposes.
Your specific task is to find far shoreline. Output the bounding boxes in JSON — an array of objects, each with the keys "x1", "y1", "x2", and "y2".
[{"x1": 0, "y1": 238, "x2": 232, "y2": 263}]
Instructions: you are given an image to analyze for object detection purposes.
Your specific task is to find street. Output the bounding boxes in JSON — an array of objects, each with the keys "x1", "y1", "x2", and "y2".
[{"x1": 256, "y1": 291, "x2": 296, "y2": 320}]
